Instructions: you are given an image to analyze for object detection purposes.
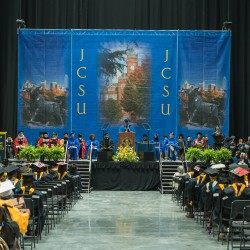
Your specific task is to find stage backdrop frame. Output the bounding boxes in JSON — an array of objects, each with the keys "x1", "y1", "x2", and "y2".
[{"x1": 18, "y1": 29, "x2": 231, "y2": 146}]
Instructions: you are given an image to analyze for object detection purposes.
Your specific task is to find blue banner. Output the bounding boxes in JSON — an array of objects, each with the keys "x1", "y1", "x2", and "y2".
[{"x1": 18, "y1": 30, "x2": 230, "y2": 146}]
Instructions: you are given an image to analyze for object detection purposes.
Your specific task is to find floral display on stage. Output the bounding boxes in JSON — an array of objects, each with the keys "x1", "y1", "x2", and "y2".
[{"x1": 112, "y1": 145, "x2": 139, "y2": 162}]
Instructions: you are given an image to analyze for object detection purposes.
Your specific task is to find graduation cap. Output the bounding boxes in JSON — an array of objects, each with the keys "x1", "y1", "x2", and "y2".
[
  {"x1": 0, "y1": 180, "x2": 15, "y2": 197},
  {"x1": 238, "y1": 163, "x2": 250, "y2": 171},
  {"x1": 57, "y1": 162, "x2": 67, "y2": 166},
  {"x1": 19, "y1": 165, "x2": 30, "y2": 173},
  {"x1": 194, "y1": 166, "x2": 201, "y2": 172},
  {"x1": 5, "y1": 164, "x2": 19, "y2": 174},
  {"x1": 31, "y1": 162, "x2": 46, "y2": 169},
  {"x1": 194, "y1": 164, "x2": 206, "y2": 173},
  {"x1": 225, "y1": 136, "x2": 235, "y2": 145},
  {"x1": 230, "y1": 167, "x2": 250, "y2": 177},
  {"x1": 124, "y1": 118, "x2": 130, "y2": 123},
  {"x1": 211, "y1": 164, "x2": 226, "y2": 169},
  {"x1": 228, "y1": 163, "x2": 239, "y2": 171},
  {"x1": 22, "y1": 173, "x2": 34, "y2": 186},
  {"x1": 204, "y1": 168, "x2": 219, "y2": 176},
  {"x1": 0, "y1": 167, "x2": 7, "y2": 175},
  {"x1": 57, "y1": 162, "x2": 67, "y2": 173}
]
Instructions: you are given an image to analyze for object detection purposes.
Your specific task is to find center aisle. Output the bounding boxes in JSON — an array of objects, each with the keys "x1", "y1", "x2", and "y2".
[{"x1": 36, "y1": 191, "x2": 226, "y2": 250}]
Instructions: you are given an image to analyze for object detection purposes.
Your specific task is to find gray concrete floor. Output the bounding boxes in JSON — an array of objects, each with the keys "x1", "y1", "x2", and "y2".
[{"x1": 36, "y1": 191, "x2": 226, "y2": 250}]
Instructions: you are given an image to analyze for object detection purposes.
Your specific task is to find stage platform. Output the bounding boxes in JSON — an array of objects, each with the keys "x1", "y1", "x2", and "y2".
[{"x1": 91, "y1": 161, "x2": 160, "y2": 191}]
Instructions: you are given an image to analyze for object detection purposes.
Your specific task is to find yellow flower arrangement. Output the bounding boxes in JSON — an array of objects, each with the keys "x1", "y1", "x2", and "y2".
[{"x1": 112, "y1": 145, "x2": 139, "y2": 162}]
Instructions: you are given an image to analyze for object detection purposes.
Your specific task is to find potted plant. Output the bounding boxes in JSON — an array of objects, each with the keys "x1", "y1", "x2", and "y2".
[
  {"x1": 18, "y1": 145, "x2": 39, "y2": 162},
  {"x1": 185, "y1": 147, "x2": 202, "y2": 162},
  {"x1": 112, "y1": 145, "x2": 139, "y2": 162},
  {"x1": 200, "y1": 149, "x2": 216, "y2": 164},
  {"x1": 214, "y1": 147, "x2": 232, "y2": 163},
  {"x1": 49, "y1": 146, "x2": 65, "y2": 162},
  {"x1": 36, "y1": 146, "x2": 50, "y2": 162}
]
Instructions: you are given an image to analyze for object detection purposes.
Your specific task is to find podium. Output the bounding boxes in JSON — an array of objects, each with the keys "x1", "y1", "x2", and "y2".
[
  {"x1": 118, "y1": 132, "x2": 135, "y2": 147},
  {"x1": 136, "y1": 142, "x2": 156, "y2": 161}
]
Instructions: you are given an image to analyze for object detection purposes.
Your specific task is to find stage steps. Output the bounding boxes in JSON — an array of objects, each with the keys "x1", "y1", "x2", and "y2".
[
  {"x1": 69, "y1": 160, "x2": 92, "y2": 193},
  {"x1": 160, "y1": 161, "x2": 182, "y2": 194}
]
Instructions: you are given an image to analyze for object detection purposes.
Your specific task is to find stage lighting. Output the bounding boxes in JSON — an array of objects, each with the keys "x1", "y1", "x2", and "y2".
[
  {"x1": 222, "y1": 21, "x2": 232, "y2": 31},
  {"x1": 16, "y1": 19, "x2": 26, "y2": 29}
]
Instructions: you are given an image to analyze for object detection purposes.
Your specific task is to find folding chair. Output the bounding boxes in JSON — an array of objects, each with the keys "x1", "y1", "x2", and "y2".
[
  {"x1": 240, "y1": 205, "x2": 250, "y2": 250},
  {"x1": 217, "y1": 197, "x2": 234, "y2": 244},
  {"x1": 227, "y1": 200, "x2": 250, "y2": 250}
]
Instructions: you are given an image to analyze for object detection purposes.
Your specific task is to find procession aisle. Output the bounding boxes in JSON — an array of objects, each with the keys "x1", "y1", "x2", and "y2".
[{"x1": 36, "y1": 191, "x2": 226, "y2": 250}]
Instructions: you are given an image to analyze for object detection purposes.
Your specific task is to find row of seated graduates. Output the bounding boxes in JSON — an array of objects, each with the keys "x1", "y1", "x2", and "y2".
[
  {"x1": 173, "y1": 160, "x2": 250, "y2": 242},
  {"x1": 0, "y1": 160, "x2": 82, "y2": 249}
]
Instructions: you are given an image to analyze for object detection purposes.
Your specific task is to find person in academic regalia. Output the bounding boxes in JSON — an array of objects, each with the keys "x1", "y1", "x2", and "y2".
[
  {"x1": 35, "y1": 132, "x2": 44, "y2": 147},
  {"x1": 164, "y1": 132, "x2": 177, "y2": 161},
  {"x1": 14, "y1": 131, "x2": 28, "y2": 156},
  {"x1": 177, "y1": 134, "x2": 186, "y2": 161},
  {"x1": 48, "y1": 132, "x2": 61, "y2": 148},
  {"x1": 67, "y1": 133, "x2": 80, "y2": 160},
  {"x1": 31, "y1": 162, "x2": 48, "y2": 182},
  {"x1": 141, "y1": 134, "x2": 148, "y2": 143},
  {"x1": 193, "y1": 132, "x2": 204, "y2": 148},
  {"x1": 86, "y1": 134, "x2": 100, "y2": 160},
  {"x1": 100, "y1": 133, "x2": 114, "y2": 151},
  {"x1": 60, "y1": 133, "x2": 69, "y2": 150},
  {"x1": 153, "y1": 134, "x2": 160, "y2": 160},
  {"x1": 78, "y1": 134, "x2": 86, "y2": 159},
  {"x1": 0, "y1": 180, "x2": 30, "y2": 238},
  {"x1": 185, "y1": 165, "x2": 209, "y2": 218},
  {"x1": 6, "y1": 164, "x2": 21, "y2": 194},
  {"x1": 160, "y1": 135, "x2": 168, "y2": 159},
  {"x1": 186, "y1": 136, "x2": 193, "y2": 148},
  {"x1": 6, "y1": 135, "x2": 14, "y2": 159},
  {"x1": 37, "y1": 131, "x2": 50, "y2": 147},
  {"x1": 213, "y1": 168, "x2": 250, "y2": 231},
  {"x1": 19, "y1": 173, "x2": 46, "y2": 236},
  {"x1": 0, "y1": 167, "x2": 8, "y2": 182},
  {"x1": 119, "y1": 118, "x2": 135, "y2": 133},
  {"x1": 212, "y1": 126, "x2": 225, "y2": 149}
]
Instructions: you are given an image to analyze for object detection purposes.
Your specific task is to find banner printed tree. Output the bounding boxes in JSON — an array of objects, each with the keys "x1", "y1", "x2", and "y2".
[
  {"x1": 99, "y1": 48, "x2": 127, "y2": 83},
  {"x1": 100, "y1": 99, "x2": 123, "y2": 123},
  {"x1": 121, "y1": 58, "x2": 151, "y2": 122}
]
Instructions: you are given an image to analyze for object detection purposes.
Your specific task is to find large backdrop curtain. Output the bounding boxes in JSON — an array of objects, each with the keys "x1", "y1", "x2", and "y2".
[{"x1": 0, "y1": 0, "x2": 250, "y2": 139}]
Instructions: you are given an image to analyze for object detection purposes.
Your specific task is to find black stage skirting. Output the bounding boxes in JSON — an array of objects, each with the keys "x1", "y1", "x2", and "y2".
[{"x1": 91, "y1": 161, "x2": 160, "y2": 191}]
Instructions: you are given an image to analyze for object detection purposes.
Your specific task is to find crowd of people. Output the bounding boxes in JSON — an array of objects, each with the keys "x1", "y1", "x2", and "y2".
[
  {"x1": 5, "y1": 123, "x2": 250, "y2": 163},
  {"x1": 172, "y1": 158, "x2": 250, "y2": 241},
  {"x1": 5, "y1": 130, "x2": 115, "y2": 161},
  {"x1": 0, "y1": 160, "x2": 82, "y2": 249}
]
